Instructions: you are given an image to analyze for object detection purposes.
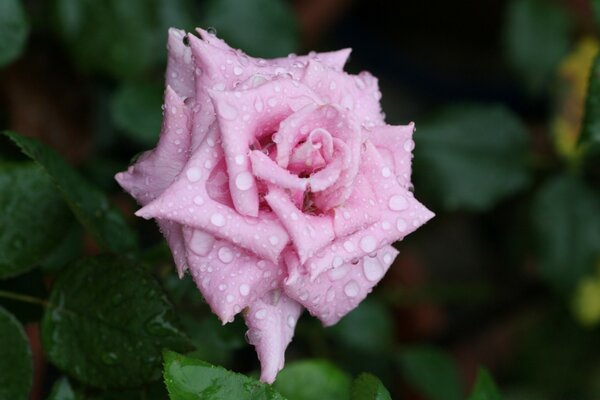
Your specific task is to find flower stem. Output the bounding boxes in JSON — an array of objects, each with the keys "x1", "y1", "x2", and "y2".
[{"x1": 0, "y1": 290, "x2": 49, "y2": 308}]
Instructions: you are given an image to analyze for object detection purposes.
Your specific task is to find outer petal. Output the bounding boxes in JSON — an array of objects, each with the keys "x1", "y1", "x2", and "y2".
[
  {"x1": 303, "y1": 142, "x2": 434, "y2": 279},
  {"x1": 136, "y1": 125, "x2": 290, "y2": 263},
  {"x1": 115, "y1": 86, "x2": 192, "y2": 275},
  {"x1": 244, "y1": 292, "x2": 303, "y2": 383},
  {"x1": 184, "y1": 227, "x2": 284, "y2": 324},
  {"x1": 301, "y1": 60, "x2": 384, "y2": 126},
  {"x1": 283, "y1": 246, "x2": 397, "y2": 326},
  {"x1": 367, "y1": 123, "x2": 415, "y2": 188},
  {"x1": 166, "y1": 28, "x2": 195, "y2": 99}
]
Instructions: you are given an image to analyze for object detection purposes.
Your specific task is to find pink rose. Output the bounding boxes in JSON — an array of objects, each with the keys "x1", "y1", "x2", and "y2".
[{"x1": 116, "y1": 27, "x2": 433, "y2": 383}]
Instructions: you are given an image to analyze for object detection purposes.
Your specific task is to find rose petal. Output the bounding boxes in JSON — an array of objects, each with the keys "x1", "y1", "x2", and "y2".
[
  {"x1": 184, "y1": 228, "x2": 284, "y2": 323},
  {"x1": 265, "y1": 187, "x2": 335, "y2": 264},
  {"x1": 136, "y1": 127, "x2": 290, "y2": 263},
  {"x1": 244, "y1": 292, "x2": 303, "y2": 383},
  {"x1": 166, "y1": 28, "x2": 195, "y2": 99},
  {"x1": 283, "y1": 246, "x2": 397, "y2": 326},
  {"x1": 250, "y1": 150, "x2": 308, "y2": 191},
  {"x1": 115, "y1": 86, "x2": 192, "y2": 274},
  {"x1": 367, "y1": 123, "x2": 415, "y2": 188},
  {"x1": 332, "y1": 173, "x2": 382, "y2": 238},
  {"x1": 301, "y1": 60, "x2": 384, "y2": 126},
  {"x1": 208, "y1": 79, "x2": 320, "y2": 217}
]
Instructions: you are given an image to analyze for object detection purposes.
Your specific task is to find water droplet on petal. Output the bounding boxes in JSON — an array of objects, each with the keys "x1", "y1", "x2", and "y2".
[
  {"x1": 363, "y1": 257, "x2": 383, "y2": 282},
  {"x1": 360, "y1": 236, "x2": 377, "y2": 253},
  {"x1": 233, "y1": 66, "x2": 243, "y2": 75},
  {"x1": 396, "y1": 217, "x2": 407, "y2": 232},
  {"x1": 287, "y1": 315, "x2": 296, "y2": 328},
  {"x1": 255, "y1": 309, "x2": 267, "y2": 319},
  {"x1": 186, "y1": 167, "x2": 201, "y2": 182},
  {"x1": 388, "y1": 195, "x2": 408, "y2": 211},
  {"x1": 218, "y1": 246, "x2": 234, "y2": 263},
  {"x1": 381, "y1": 167, "x2": 391, "y2": 178},
  {"x1": 235, "y1": 154, "x2": 245, "y2": 165},
  {"x1": 239, "y1": 284, "x2": 250, "y2": 296},
  {"x1": 211, "y1": 213, "x2": 226, "y2": 227},
  {"x1": 344, "y1": 280, "x2": 360, "y2": 297},
  {"x1": 403, "y1": 139, "x2": 415, "y2": 152},
  {"x1": 254, "y1": 98, "x2": 264, "y2": 112},
  {"x1": 235, "y1": 171, "x2": 253, "y2": 191},
  {"x1": 343, "y1": 240, "x2": 355, "y2": 252},
  {"x1": 269, "y1": 235, "x2": 279, "y2": 245},
  {"x1": 193, "y1": 195, "x2": 204, "y2": 205}
]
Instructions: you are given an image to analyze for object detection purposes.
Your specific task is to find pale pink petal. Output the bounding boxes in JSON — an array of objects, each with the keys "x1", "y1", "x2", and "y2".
[
  {"x1": 166, "y1": 29, "x2": 195, "y2": 99},
  {"x1": 136, "y1": 128, "x2": 290, "y2": 263},
  {"x1": 332, "y1": 173, "x2": 382, "y2": 238},
  {"x1": 184, "y1": 228, "x2": 284, "y2": 323},
  {"x1": 265, "y1": 187, "x2": 335, "y2": 264},
  {"x1": 301, "y1": 60, "x2": 384, "y2": 126},
  {"x1": 250, "y1": 150, "x2": 308, "y2": 191},
  {"x1": 283, "y1": 246, "x2": 397, "y2": 326},
  {"x1": 115, "y1": 86, "x2": 192, "y2": 274},
  {"x1": 244, "y1": 292, "x2": 303, "y2": 383},
  {"x1": 303, "y1": 142, "x2": 434, "y2": 279},
  {"x1": 367, "y1": 123, "x2": 415, "y2": 188},
  {"x1": 208, "y1": 79, "x2": 320, "y2": 217}
]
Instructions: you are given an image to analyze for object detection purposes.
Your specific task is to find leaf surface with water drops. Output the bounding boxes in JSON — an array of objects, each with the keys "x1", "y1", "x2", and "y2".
[
  {"x1": 42, "y1": 255, "x2": 192, "y2": 388},
  {"x1": 163, "y1": 350, "x2": 287, "y2": 400}
]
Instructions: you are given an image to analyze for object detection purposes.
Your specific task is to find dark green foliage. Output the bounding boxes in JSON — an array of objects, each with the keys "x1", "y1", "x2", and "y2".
[{"x1": 0, "y1": 306, "x2": 32, "y2": 400}]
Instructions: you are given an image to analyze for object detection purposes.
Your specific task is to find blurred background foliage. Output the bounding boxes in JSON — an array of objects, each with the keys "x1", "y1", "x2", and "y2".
[{"x1": 1, "y1": 0, "x2": 600, "y2": 399}]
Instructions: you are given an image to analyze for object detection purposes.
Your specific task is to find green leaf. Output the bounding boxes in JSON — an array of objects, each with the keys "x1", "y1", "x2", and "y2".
[
  {"x1": 0, "y1": 0, "x2": 29, "y2": 67},
  {"x1": 0, "y1": 162, "x2": 73, "y2": 278},
  {"x1": 41, "y1": 255, "x2": 192, "y2": 388},
  {"x1": 111, "y1": 82, "x2": 163, "y2": 147},
  {"x1": 2, "y1": 131, "x2": 136, "y2": 253},
  {"x1": 467, "y1": 368, "x2": 502, "y2": 400},
  {"x1": 274, "y1": 360, "x2": 351, "y2": 400},
  {"x1": 350, "y1": 373, "x2": 392, "y2": 400},
  {"x1": 163, "y1": 350, "x2": 286, "y2": 400},
  {"x1": 39, "y1": 221, "x2": 83, "y2": 273},
  {"x1": 328, "y1": 300, "x2": 394, "y2": 354},
  {"x1": 579, "y1": 53, "x2": 600, "y2": 156},
  {"x1": 531, "y1": 174, "x2": 600, "y2": 292},
  {"x1": 48, "y1": 377, "x2": 77, "y2": 400},
  {"x1": 52, "y1": 0, "x2": 196, "y2": 78},
  {"x1": 504, "y1": 0, "x2": 571, "y2": 95},
  {"x1": 0, "y1": 306, "x2": 32, "y2": 400},
  {"x1": 202, "y1": 0, "x2": 298, "y2": 58},
  {"x1": 398, "y1": 346, "x2": 462, "y2": 400},
  {"x1": 414, "y1": 104, "x2": 531, "y2": 212}
]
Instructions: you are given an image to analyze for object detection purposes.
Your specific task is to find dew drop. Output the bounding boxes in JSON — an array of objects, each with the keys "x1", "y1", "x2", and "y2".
[
  {"x1": 239, "y1": 284, "x2": 250, "y2": 296},
  {"x1": 363, "y1": 257, "x2": 383, "y2": 282},
  {"x1": 360, "y1": 235, "x2": 377, "y2": 253},
  {"x1": 186, "y1": 167, "x2": 201, "y2": 182},
  {"x1": 396, "y1": 217, "x2": 407, "y2": 232},
  {"x1": 381, "y1": 167, "x2": 391, "y2": 178},
  {"x1": 388, "y1": 195, "x2": 408, "y2": 211},
  {"x1": 235, "y1": 171, "x2": 253, "y2": 191},
  {"x1": 381, "y1": 221, "x2": 391, "y2": 230},
  {"x1": 344, "y1": 280, "x2": 360, "y2": 298},
  {"x1": 218, "y1": 246, "x2": 234, "y2": 263},
  {"x1": 235, "y1": 154, "x2": 245, "y2": 165},
  {"x1": 383, "y1": 252, "x2": 393, "y2": 264},
  {"x1": 226, "y1": 294, "x2": 234, "y2": 303},
  {"x1": 343, "y1": 240, "x2": 355, "y2": 252},
  {"x1": 255, "y1": 309, "x2": 267, "y2": 319},
  {"x1": 287, "y1": 315, "x2": 296, "y2": 328},
  {"x1": 193, "y1": 196, "x2": 204, "y2": 206},
  {"x1": 254, "y1": 98, "x2": 264, "y2": 112},
  {"x1": 233, "y1": 66, "x2": 243, "y2": 76},
  {"x1": 403, "y1": 139, "x2": 415, "y2": 152},
  {"x1": 332, "y1": 256, "x2": 343, "y2": 268},
  {"x1": 211, "y1": 213, "x2": 226, "y2": 227}
]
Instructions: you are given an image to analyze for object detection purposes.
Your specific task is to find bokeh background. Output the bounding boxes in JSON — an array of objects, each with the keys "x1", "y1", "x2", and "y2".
[{"x1": 1, "y1": 0, "x2": 600, "y2": 399}]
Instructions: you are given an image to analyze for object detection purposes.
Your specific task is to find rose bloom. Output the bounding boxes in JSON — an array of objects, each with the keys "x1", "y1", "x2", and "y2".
[{"x1": 116, "y1": 27, "x2": 433, "y2": 383}]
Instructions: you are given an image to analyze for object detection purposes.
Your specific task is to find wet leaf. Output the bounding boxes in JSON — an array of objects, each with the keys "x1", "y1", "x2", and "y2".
[
  {"x1": 531, "y1": 174, "x2": 600, "y2": 292},
  {"x1": 274, "y1": 360, "x2": 351, "y2": 400},
  {"x1": 202, "y1": 0, "x2": 298, "y2": 58},
  {"x1": 0, "y1": 162, "x2": 73, "y2": 278},
  {"x1": 399, "y1": 346, "x2": 462, "y2": 400},
  {"x1": 350, "y1": 373, "x2": 391, "y2": 400},
  {"x1": 0, "y1": 306, "x2": 32, "y2": 400},
  {"x1": 48, "y1": 377, "x2": 77, "y2": 400},
  {"x1": 0, "y1": 0, "x2": 29, "y2": 67},
  {"x1": 111, "y1": 81, "x2": 163, "y2": 147},
  {"x1": 2, "y1": 131, "x2": 136, "y2": 253},
  {"x1": 467, "y1": 368, "x2": 502, "y2": 400},
  {"x1": 163, "y1": 350, "x2": 286, "y2": 400},
  {"x1": 414, "y1": 104, "x2": 531, "y2": 212},
  {"x1": 504, "y1": 0, "x2": 571, "y2": 95},
  {"x1": 41, "y1": 255, "x2": 192, "y2": 388}
]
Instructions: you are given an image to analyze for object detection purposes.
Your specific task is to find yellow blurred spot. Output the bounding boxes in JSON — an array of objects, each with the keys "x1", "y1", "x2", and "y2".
[
  {"x1": 552, "y1": 37, "x2": 599, "y2": 161},
  {"x1": 573, "y1": 268, "x2": 600, "y2": 326}
]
